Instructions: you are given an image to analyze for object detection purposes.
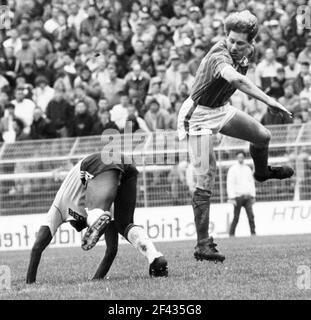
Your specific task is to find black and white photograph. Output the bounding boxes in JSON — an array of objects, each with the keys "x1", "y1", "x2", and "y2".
[{"x1": 0, "y1": 0, "x2": 310, "y2": 308}]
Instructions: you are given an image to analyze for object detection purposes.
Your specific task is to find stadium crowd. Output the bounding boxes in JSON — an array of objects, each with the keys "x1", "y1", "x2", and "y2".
[{"x1": 0, "y1": 0, "x2": 311, "y2": 143}]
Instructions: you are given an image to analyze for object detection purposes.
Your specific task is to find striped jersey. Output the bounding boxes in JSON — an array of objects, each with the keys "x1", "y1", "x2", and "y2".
[{"x1": 191, "y1": 39, "x2": 249, "y2": 108}]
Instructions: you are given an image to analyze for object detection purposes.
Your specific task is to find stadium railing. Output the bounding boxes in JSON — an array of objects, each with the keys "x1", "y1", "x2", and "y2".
[{"x1": 0, "y1": 123, "x2": 310, "y2": 216}]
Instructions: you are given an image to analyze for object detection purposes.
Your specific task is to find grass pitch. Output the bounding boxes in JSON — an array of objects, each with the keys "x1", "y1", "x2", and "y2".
[{"x1": 1, "y1": 234, "x2": 311, "y2": 300}]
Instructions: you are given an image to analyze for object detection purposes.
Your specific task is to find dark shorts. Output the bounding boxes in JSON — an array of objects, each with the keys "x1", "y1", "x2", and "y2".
[{"x1": 80, "y1": 152, "x2": 138, "y2": 185}]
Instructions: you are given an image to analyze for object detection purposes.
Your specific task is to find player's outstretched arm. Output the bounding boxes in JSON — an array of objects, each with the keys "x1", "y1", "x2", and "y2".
[
  {"x1": 221, "y1": 65, "x2": 292, "y2": 118},
  {"x1": 92, "y1": 221, "x2": 119, "y2": 280},
  {"x1": 26, "y1": 226, "x2": 53, "y2": 284}
]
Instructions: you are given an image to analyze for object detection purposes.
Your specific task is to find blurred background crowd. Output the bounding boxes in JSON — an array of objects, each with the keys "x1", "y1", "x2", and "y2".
[{"x1": 0, "y1": 0, "x2": 311, "y2": 143}]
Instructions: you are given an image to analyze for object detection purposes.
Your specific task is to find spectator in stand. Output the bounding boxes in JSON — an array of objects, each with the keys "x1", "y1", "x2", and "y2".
[
  {"x1": 136, "y1": 8, "x2": 157, "y2": 43},
  {"x1": 178, "y1": 82, "x2": 191, "y2": 103},
  {"x1": 67, "y1": 1, "x2": 88, "y2": 35},
  {"x1": 73, "y1": 84, "x2": 98, "y2": 120},
  {"x1": 12, "y1": 117, "x2": 29, "y2": 141},
  {"x1": 131, "y1": 22, "x2": 152, "y2": 53},
  {"x1": 227, "y1": 151, "x2": 256, "y2": 237},
  {"x1": 110, "y1": 91, "x2": 130, "y2": 132},
  {"x1": 276, "y1": 43, "x2": 289, "y2": 66},
  {"x1": 0, "y1": 72, "x2": 9, "y2": 93},
  {"x1": 186, "y1": 5, "x2": 202, "y2": 32},
  {"x1": 15, "y1": 33, "x2": 36, "y2": 71},
  {"x1": 91, "y1": 109, "x2": 120, "y2": 135},
  {"x1": 294, "y1": 61, "x2": 311, "y2": 94},
  {"x1": 34, "y1": 56, "x2": 54, "y2": 86},
  {"x1": 299, "y1": 97, "x2": 311, "y2": 123},
  {"x1": 73, "y1": 65, "x2": 101, "y2": 101},
  {"x1": 68, "y1": 100, "x2": 93, "y2": 137},
  {"x1": 298, "y1": 34, "x2": 311, "y2": 65},
  {"x1": 3, "y1": 28, "x2": 22, "y2": 55},
  {"x1": 80, "y1": 3, "x2": 104, "y2": 38},
  {"x1": 11, "y1": 86, "x2": 36, "y2": 134},
  {"x1": 125, "y1": 63, "x2": 150, "y2": 102},
  {"x1": 101, "y1": 64, "x2": 125, "y2": 108},
  {"x1": 144, "y1": 98, "x2": 168, "y2": 131},
  {"x1": 279, "y1": 81, "x2": 300, "y2": 114},
  {"x1": 300, "y1": 74, "x2": 311, "y2": 103},
  {"x1": 175, "y1": 64, "x2": 194, "y2": 96},
  {"x1": 255, "y1": 48, "x2": 282, "y2": 90},
  {"x1": 2, "y1": 47, "x2": 17, "y2": 84},
  {"x1": 44, "y1": 6, "x2": 60, "y2": 35},
  {"x1": 178, "y1": 38, "x2": 195, "y2": 65},
  {"x1": 32, "y1": 76, "x2": 55, "y2": 114},
  {"x1": 188, "y1": 43, "x2": 206, "y2": 77},
  {"x1": 285, "y1": 52, "x2": 301, "y2": 81},
  {"x1": 19, "y1": 62, "x2": 37, "y2": 87},
  {"x1": 0, "y1": 92, "x2": 10, "y2": 116},
  {"x1": 0, "y1": 103, "x2": 22, "y2": 143},
  {"x1": 98, "y1": 97, "x2": 110, "y2": 112},
  {"x1": 30, "y1": 107, "x2": 57, "y2": 140},
  {"x1": 165, "y1": 52, "x2": 181, "y2": 95},
  {"x1": 125, "y1": 105, "x2": 150, "y2": 133},
  {"x1": 265, "y1": 67, "x2": 285, "y2": 100},
  {"x1": 151, "y1": 4, "x2": 169, "y2": 27},
  {"x1": 254, "y1": 27, "x2": 277, "y2": 62},
  {"x1": 149, "y1": 64, "x2": 169, "y2": 95},
  {"x1": 46, "y1": 81, "x2": 73, "y2": 138},
  {"x1": 147, "y1": 77, "x2": 171, "y2": 112},
  {"x1": 29, "y1": 28, "x2": 53, "y2": 59}
]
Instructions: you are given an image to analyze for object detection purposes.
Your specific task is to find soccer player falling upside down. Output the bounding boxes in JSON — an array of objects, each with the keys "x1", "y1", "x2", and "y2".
[
  {"x1": 177, "y1": 10, "x2": 294, "y2": 262},
  {"x1": 26, "y1": 152, "x2": 168, "y2": 284}
]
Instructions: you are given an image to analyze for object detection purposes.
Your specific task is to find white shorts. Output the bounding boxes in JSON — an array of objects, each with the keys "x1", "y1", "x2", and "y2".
[
  {"x1": 177, "y1": 96, "x2": 238, "y2": 140},
  {"x1": 44, "y1": 161, "x2": 88, "y2": 235}
]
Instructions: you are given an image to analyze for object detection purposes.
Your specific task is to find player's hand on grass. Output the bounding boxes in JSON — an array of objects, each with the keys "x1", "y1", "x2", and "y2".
[{"x1": 267, "y1": 98, "x2": 292, "y2": 118}]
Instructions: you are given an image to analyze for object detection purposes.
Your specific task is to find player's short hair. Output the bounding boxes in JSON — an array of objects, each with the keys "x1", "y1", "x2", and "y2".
[{"x1": 224, "y1": 10, "x2": 258, "y2": 42}]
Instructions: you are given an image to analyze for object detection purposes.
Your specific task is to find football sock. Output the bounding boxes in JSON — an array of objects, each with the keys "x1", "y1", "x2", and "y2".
[
  {"x1": 86, "y1": 208, "x2": 111, "y2": 227},
  {"x1": 126, "y1": 225, "x2": 162, "y2": 264},
  {"x1": 249, "y1": 143, "x2": 269, "y2": 176},
  {"x1": 192, "y1": 188, "x2": 211, "y2": 244}
]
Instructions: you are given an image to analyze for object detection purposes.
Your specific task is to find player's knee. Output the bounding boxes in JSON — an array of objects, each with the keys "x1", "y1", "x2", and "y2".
[
  {"x1": 192, "y1": 188, "x2": 212, "y2": 203},
  {"x1": 259, "y1": 129, "x2": 271, "y2": 145}
]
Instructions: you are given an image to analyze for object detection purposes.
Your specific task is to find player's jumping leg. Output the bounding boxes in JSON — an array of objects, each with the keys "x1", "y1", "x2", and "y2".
[
  {"x1": 220, "y1": 110, "x2": 294, "y2": 182},
  {"x1": 81, "y1": 170, "x2": 120, "y2": 251},
  {"x1": 189, "y1": 134, "x2": 225, "y2": 263},
  {"x1": 114, "y1": 174, "x2": 168, "y2": 277}
]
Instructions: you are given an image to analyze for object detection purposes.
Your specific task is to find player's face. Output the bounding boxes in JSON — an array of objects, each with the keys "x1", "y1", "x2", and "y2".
[{"x1": 226, "y1": 31, "x2": 250, "y2": 62}]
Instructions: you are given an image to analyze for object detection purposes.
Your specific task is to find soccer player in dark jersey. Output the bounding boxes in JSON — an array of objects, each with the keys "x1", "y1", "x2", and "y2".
[
  {"x1": 26, "y1": 152, "x2": 168, "y2": 284},
  {"x1": 178, "y1": 11, "x2": 294, "y2": 263}
]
